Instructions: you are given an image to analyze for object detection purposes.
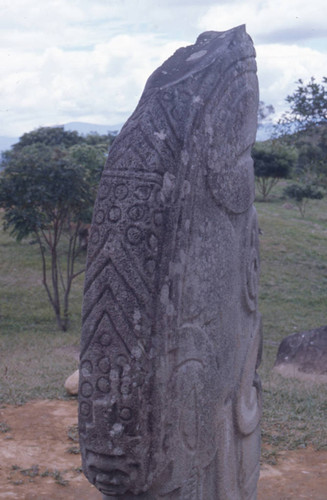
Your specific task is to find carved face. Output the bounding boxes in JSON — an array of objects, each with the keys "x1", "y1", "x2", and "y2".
[
  {"x1": 79, "y1": 329, "x2": 153, "y2": 495},
  {"x1": 84, "y1": 449, "x2": 139, "y2": 496}
]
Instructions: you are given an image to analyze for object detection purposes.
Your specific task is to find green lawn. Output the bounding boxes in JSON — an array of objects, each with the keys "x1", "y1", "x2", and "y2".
[
  {"x1": 0, "y1": 184, "x2": 326, "y2": 458},
  {"x1": 255, "y1": 186, "x2": 327, "y2": 459}
]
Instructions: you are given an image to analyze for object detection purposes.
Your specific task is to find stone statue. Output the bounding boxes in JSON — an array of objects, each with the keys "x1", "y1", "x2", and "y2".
[{"x1": 79, "y1": 25, "x2": 262, "y2": 499}]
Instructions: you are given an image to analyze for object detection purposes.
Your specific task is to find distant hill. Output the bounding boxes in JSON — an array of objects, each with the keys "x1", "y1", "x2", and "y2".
[{"x1": 0, "y1": 122, "x2": 123, "y2": 155}]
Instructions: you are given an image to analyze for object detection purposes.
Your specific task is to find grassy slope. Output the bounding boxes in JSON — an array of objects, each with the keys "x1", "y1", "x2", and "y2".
[{"x1": 0, "y1": 185, "x2": 326, "y2": 456}]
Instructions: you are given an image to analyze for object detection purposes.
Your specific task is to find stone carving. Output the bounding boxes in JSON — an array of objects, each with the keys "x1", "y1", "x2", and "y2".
[{"x1": 79, "y1": 25, "x2": 262, "y2": 499}]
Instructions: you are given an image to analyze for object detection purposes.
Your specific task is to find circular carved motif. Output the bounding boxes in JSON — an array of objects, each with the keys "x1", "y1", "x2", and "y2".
[
  {"x1": 80, "y1": 360, "x2": 93, "y2": 375},
  {"x1": 116, "y1": 354, "x2": 128, "y2": 367},
  {"x1": 108, "y1": 206, "x2": 121, "y2": 223},
  {"x1": 126, "y1": 226, "x2": 143, "y2": 245},
  {"x1": 99, "y1": 333, "x2": 112, "y2": 346},
  {"x1": 121, "y1": 379, "x2": 131, "y2": 395},
  {"x1": 90, "y1": 228, "x2": 100, "y2": 245},
  {"x1": 80, "y1": 401, "x2": 91, "y2": 416},
  {"x1": 81, "y1": 381, "x2": 93, "y2": 398},
  {"x1": 115, "y1": 184, "x2": 128, "y2": 200},
  {"x1": 134, "y1": 185, "x2": 152, "y2": 200},
  {"x1": 98, "y1": 183, "x2": 110, "y2": 199},
  {"x1": 236, "y1": 315, "x2": 262, "y2": 435},
  {"x1": 96, "y1": 377, "x2": 110, "y2": 393},
  {"x1": 128, "y1": 204, "x2": 145, "y2": 222},
  {"x1": 98, "y1": 357, "x2": 111, "y2": 373},
  {"x1": 120, "y1": 407, "x2": 132, "y2": 421},
  {"x1": 94, "y1": 209, "x2": 105, "y2": 225}
]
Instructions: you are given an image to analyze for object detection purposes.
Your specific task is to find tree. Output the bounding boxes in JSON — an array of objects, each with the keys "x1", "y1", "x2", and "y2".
[
  {"x1": 283, "y1": 183, "x2": 324, "y2": 217},
  {"x1": 252, "y1": 143, "x2": 296, "y2": 201},
  {"x1": 295, "y1": 141, "x2": 327, "y2": 183},
  {"x1": 0, "y1": 127, "x2": 108, "y2": 330},
  {"x1": 279, "y1": 77, "x2": 327, "y2": 134},
  {"x1": 276, "y1": 77, "x2": 327, "y2": 189},
  {"x1": 12, "y1": 126, "x2": 82, "y2": 150},
  {"x1": 83, "y1": 131, "x2": 117, "y2": 147}
]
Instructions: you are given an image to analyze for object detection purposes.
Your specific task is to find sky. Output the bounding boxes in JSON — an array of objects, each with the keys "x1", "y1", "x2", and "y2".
[{"x1": 1, "y1": 0, "x2": 327, "y2": 138}]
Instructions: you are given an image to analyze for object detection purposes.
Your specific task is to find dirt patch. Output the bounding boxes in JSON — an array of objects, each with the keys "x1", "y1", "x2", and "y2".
[
  {"x1": 259, "y1": 448, "x2": 327, "y2": 500},
  {"x1": 0, "y1": 400, "x2": 100, "y2": 499},
  {"x1": 0, "y1": 399, "x2": 326, "y2": 499},
  {"x1": 273, "y1": 363, "x2": 327, "y2": 384}
]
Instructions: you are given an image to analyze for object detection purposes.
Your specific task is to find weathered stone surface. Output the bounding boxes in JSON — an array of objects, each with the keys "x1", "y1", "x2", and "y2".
[
  {"x1": 79, "y1": 25, "x2": 261, "y2": 499},
  {"x1": 64, "y1": 369, "x2": 79, "y2": 395},
  {"x1": 274, "y1": 326, "x2": 327, "y2": 380}
]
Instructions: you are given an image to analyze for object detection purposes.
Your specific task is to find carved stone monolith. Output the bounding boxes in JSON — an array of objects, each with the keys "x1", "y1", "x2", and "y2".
[{"x1": 79, "y1": 25, "x2": 262, "y2": 499}]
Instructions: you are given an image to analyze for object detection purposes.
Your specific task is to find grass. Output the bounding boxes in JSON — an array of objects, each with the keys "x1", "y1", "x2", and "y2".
[
  {"x1": 256, "y1": 182, "x2": 327, "y2": 456},
  {"x1": 0, "y1": 224, "x2": 83, "y2": 404},
  {"x1": 0, "y1": 185, "x2": 327, "y2": 459},
  {"x1": 8, "y1": 464, "x2": 73, "y2": 487}
]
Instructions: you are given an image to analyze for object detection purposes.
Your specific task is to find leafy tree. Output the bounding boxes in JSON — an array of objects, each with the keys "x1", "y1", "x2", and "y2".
[
  {"x1": 275, "y1": 78, "x2": 327, "y2": 190},
  {"x1": 83, "y1": 131, "x2": 117, "y2": 147},
  {"x1": 0, "y1": 127, "x2": 109, "y2": 330},
  {"x1": 283, "y1": 183, "x2": 324, "y2": 217},
  {"x1": 295, "y1": 141, "x2": 327, "y2": 183},
  {"x1": 69, "y1": 143, "x2": 107, "y2": 184},
  {"x1": 12, "y1": 126, "x2": 82, "y2": 151},
  {"x1": 279, "y1": 77, "x2": 327, "y2": 134},
  {"x1": 252, "y1": 143, "x2": 296, "y2": 201}
]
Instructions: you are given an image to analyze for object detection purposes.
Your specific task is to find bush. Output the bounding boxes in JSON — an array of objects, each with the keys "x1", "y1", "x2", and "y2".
[
  {"x1": 284, "y1": 183, "x2": 324, "y2": 217},
  {"x1": 253, "y1": 144, "x2": 296, "y2": 200}
]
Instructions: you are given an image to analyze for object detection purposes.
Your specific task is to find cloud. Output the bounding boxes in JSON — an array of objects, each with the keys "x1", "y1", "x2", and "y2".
[
  {"x1": 0, "y1": 31, "x2": 185, "y2": 136},
  {"x1": 257, "y1": 44, "x2": 327, "y2": 117},
  {"x1": 199, "y1": 0, "x2": 327, "y2": 44},
  {"x1": 198, "y1": 0, "x2": 327, "y2": 118},
  {"x1": 1, "y1": 0, "x2": 327, "y2": 136},
  {"x1": 2, "y1": 0, "x2": 205, "y2": 136}
]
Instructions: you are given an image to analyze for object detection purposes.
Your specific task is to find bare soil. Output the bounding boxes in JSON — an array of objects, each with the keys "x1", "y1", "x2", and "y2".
[{"x1": 0, "y1": 400, "x2": 326, "y2": 499}]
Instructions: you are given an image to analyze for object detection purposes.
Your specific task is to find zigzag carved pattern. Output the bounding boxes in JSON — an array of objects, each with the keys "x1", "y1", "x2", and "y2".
[
  {"x1": 81, "y1": 279, "x2": 154, "y2": 360},
  {"x1": 82, "y1": 247, "x2": 155, "y2": 358}
]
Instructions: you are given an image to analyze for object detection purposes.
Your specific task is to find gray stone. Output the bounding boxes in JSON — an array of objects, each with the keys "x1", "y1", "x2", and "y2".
[
  {"x1": 64, "y1": 369, "x2": 79, "y2": 395},
  {"x1": 274, "y1": 326, "x2": 327, "y2": 380},
  {"x1": 79, "y1": 25, "x2": 262, "y2": 499}
]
